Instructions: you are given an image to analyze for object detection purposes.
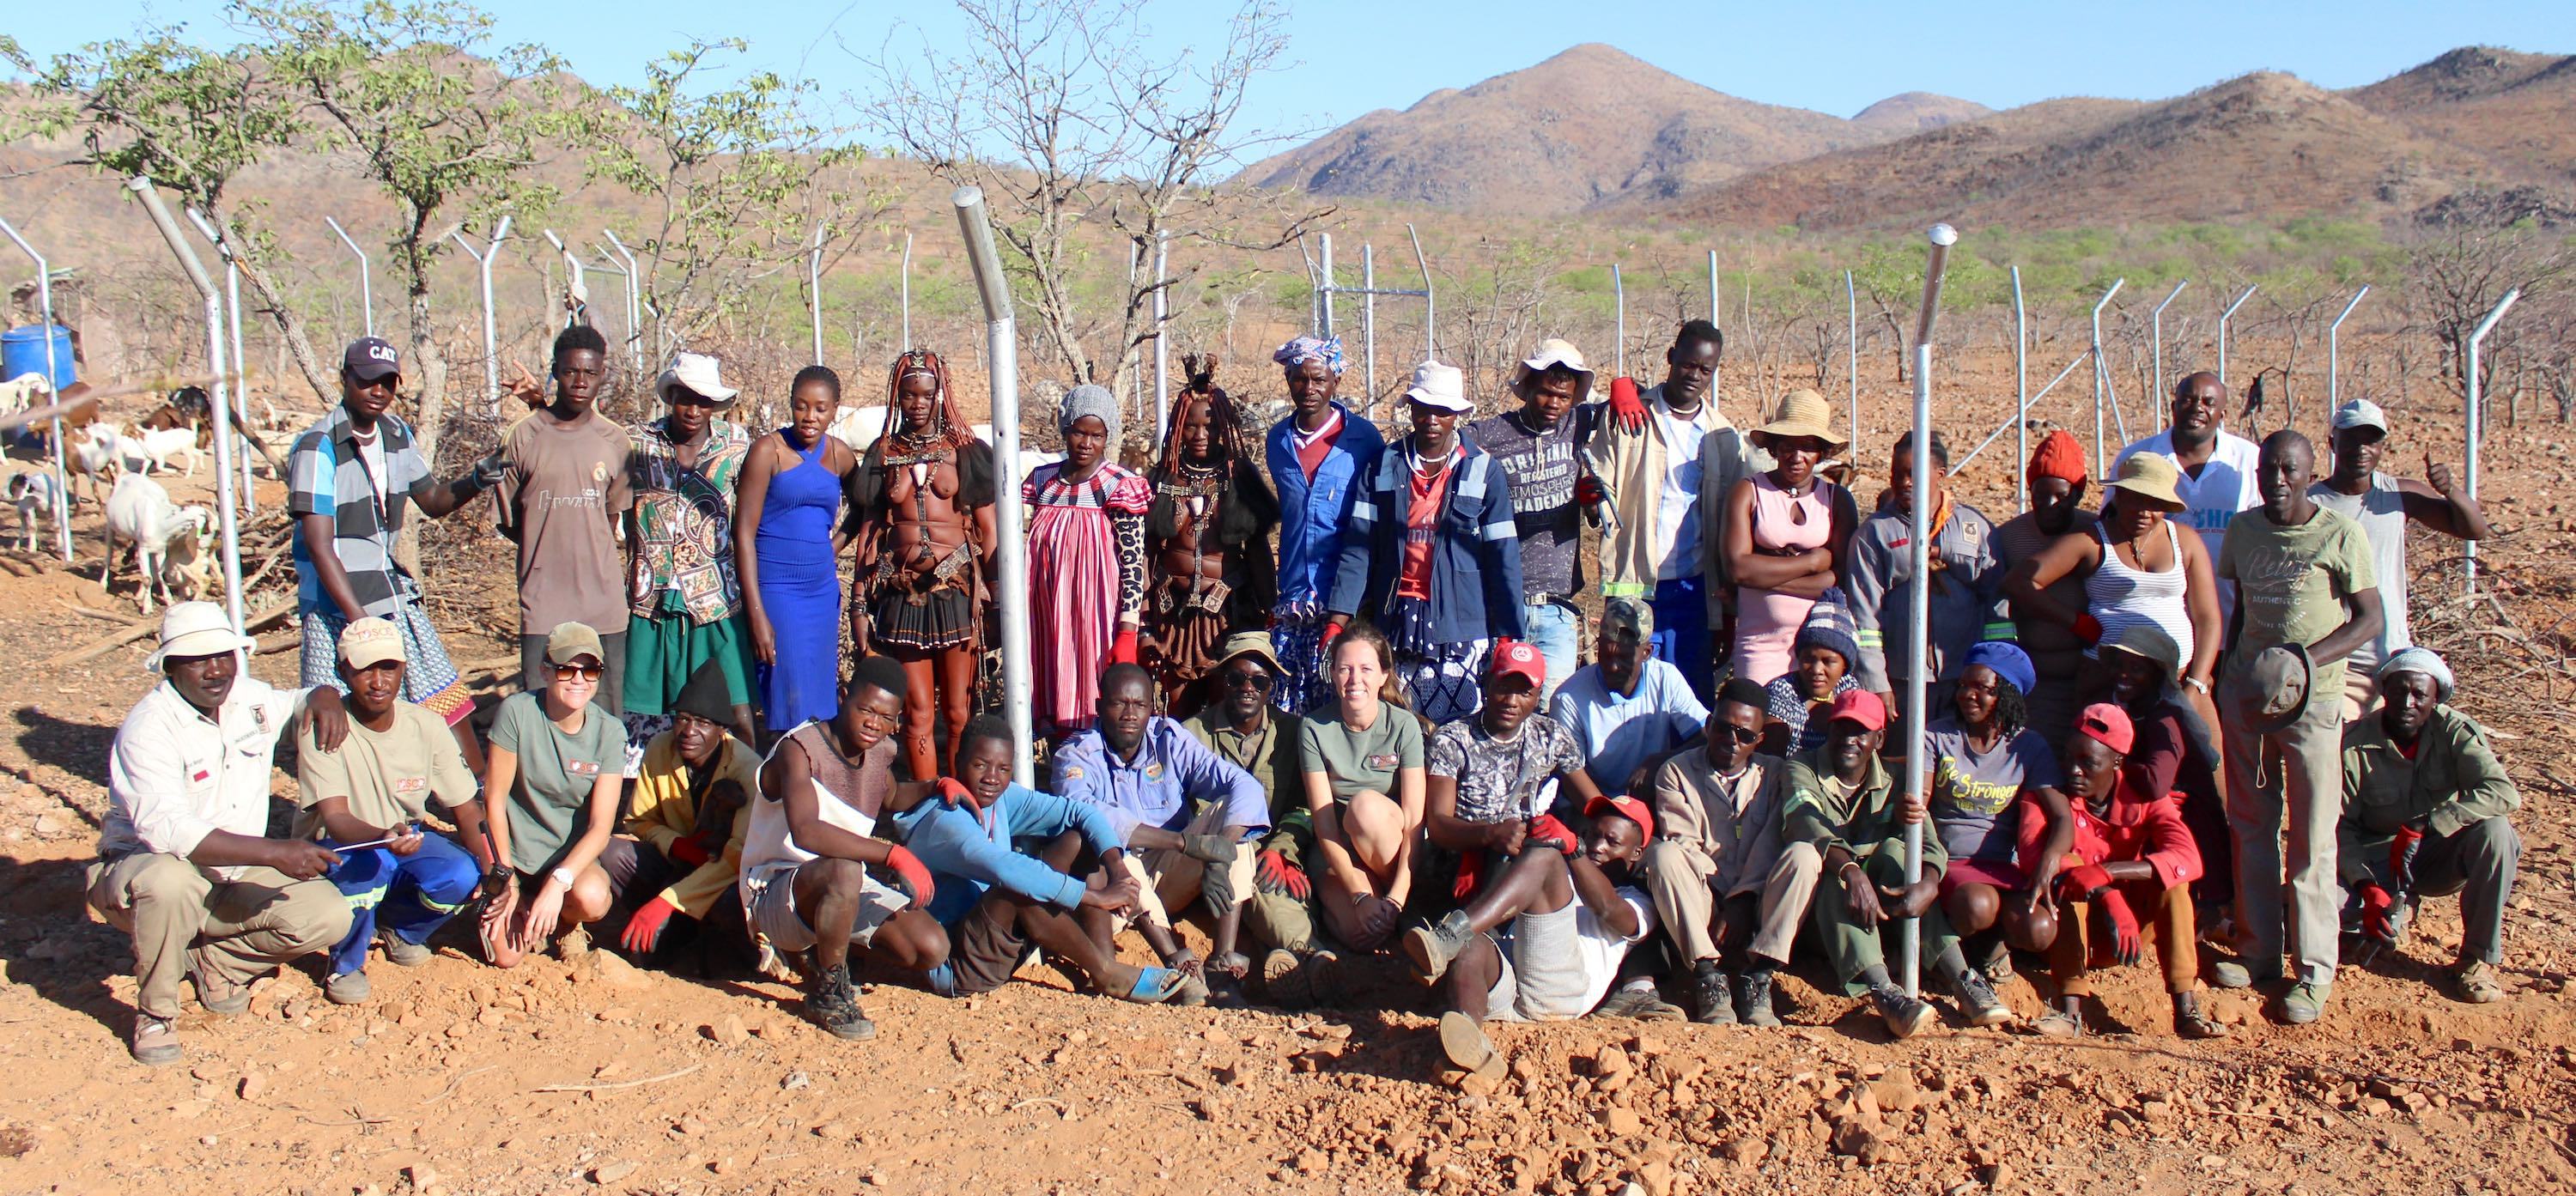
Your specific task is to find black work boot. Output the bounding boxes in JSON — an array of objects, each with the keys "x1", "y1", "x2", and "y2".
[
  {"x1": 1735, "y1": 968, "x2": 1783, "y2": 1028},
  {"x1": 1690, "y1": 961, "x2": 1737, "y2": 1025},
  {"x1": 805, "y1": 963, "x2": 876, "y2": 1041}
]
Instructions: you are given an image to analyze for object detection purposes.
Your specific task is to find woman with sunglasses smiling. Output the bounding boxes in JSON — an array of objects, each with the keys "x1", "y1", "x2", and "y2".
[
  {"x1": 1721, "y1": 390, "x2": 1856, "y2": 689},
  {"x1": 480, "y1": 622, "x2": 629, "y2": 968}
]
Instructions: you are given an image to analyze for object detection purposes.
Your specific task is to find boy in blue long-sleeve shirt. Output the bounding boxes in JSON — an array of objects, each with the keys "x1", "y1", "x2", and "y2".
[{"x1": 893, "y1": 717, "x2": 1191, "y2": 1004}]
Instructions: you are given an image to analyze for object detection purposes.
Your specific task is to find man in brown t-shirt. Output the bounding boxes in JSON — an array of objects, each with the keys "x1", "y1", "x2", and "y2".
[{"x1": 501, "y1": 324, "x2": 635, "y2": 711}]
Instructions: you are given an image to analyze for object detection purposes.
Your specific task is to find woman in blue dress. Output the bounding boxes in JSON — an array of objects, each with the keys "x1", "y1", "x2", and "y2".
[{"x1": 732, "y1": 366, "x2": 855, "y2": 733}]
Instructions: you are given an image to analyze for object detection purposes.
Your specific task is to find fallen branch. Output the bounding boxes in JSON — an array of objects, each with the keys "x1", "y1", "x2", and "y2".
[
  {"x1": 424, "y1": 1065, "x2": 499, "y2": 1106},
  {"x1": 532, "y1": 1063, "x2": 703, "y2": 1094},
  {"x1": 44, "y1": 597, "x2": 296, "y2": 667}
]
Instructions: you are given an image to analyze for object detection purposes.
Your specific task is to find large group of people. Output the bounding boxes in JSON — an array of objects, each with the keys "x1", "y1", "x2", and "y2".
[{"x1": 85, "y1": 321, "x2": 2522, "y2": 1078}]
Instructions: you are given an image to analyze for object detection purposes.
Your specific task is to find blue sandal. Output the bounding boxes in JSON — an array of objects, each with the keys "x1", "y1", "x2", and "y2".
[{"x1": 1118, "y1": 966, "x2": 1188, "y2": 1005}]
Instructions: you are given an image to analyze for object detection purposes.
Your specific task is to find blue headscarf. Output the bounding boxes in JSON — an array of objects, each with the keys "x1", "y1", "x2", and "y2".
[{"x1": 1273, "y1": 336, "x2": 1346, "y2": 377}]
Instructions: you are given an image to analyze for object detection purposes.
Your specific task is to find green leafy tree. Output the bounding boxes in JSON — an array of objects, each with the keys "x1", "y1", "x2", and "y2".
[
  {"x1": 589, "y1": 38, "x2": 869, "y2": 361},
  {"x1": 13, "y1": 22, "x2": 349, "y2": 402},
  {"x1": 244, "y1": 0, "x2": 586, "y2": 465}
]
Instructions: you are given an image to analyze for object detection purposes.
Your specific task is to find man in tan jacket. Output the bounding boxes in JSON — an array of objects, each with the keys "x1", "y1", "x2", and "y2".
[
  {"x1": 1641, "y1": 677, "x2": 1820, "y2": 1027},
  {"x1": 1585, "y1": 320, "x2": 1735, "y2": 702}
]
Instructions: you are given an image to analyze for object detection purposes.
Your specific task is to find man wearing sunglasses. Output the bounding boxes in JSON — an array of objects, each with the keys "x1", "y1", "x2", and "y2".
[
  {"x1": 1643, "y1": 677, "x2": 1818, "y2": 1027},
  {"x1": 1182, "y1": 632, "x2": 1334, "y2": 1005}
]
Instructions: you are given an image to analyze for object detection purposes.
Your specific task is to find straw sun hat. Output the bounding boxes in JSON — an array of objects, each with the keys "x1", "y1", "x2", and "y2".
[{"x1": 1749, "y1": 389, "x2": 1847, "y2": 452}]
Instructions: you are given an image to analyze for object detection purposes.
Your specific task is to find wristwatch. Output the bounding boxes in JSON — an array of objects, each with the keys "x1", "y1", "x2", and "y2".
[{"x1": 550, "y1": 866, "x2": 578, "y2": 889}]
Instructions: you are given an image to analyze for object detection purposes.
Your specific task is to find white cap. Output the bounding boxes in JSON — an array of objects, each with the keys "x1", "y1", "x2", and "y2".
[
  {"x1": 654, "y1": 352, "x2": 738, "y2": 404},
  {"x1": 1402, "y1": 361, "x2": 1471, "y2": 413},
  {"x1": 146, "y1": 601, "x2": 254, "y2": 673},
  {"x1": 2331, "y1": 398, "x2": 2388, "y2": 434}
]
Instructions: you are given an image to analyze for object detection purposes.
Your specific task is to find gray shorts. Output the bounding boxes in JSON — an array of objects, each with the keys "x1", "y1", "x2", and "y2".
[
  {"x1": 744, "y1": 862, "x2": 907, "y2": 954},
  {"x1": 1482, "y1": 891, "x2": 1644, "y2": 1023}
]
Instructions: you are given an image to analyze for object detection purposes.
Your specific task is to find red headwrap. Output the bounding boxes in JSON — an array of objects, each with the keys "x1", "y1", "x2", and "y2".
[{"x1": 2026, "y1": 428, "x2": 2088, "y2": 486}]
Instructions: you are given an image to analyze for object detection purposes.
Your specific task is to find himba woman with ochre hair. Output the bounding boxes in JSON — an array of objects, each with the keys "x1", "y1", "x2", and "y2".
[
  {"x1": 846, "y1": 349, "x2": 997, "y2": 780},
  {"x1": 1143, "y1": 355, "x2": 1279, "y2": 715}
]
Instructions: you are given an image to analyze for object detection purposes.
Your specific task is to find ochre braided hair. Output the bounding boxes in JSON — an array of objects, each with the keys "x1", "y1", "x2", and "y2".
[
  {"x1": 879, "y1": 348, "x2": 975, "y2": 453},
  {"x1": 1151, "y1": 354, "x2": 1254, "y2": 481}
]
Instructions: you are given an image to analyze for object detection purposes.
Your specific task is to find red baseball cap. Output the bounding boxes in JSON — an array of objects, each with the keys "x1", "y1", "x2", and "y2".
[
  {"x1": 1826, "y1": 689, "x2": 1887, "y2": 732},
  {"x1": 1487, "y1": 639, "x2": 1546, "y2": 689},
  {"x1": 2075, "y1": 702, "x2": 2135, "y2": 755},
  {"x1": 1584, "y1": 792, "x2": 1655, "y2": 840}
]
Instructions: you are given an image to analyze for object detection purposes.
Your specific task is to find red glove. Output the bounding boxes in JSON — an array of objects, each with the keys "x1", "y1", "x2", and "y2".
[
  {"x1": 2054, "y1": 863, "x2": 2113, "y2": 904},
  {"x1": 1527, "y1": 814, "x2": 1578, "y2": 856},
  {"x1": 1110, "y1": 627, "x2": 1139, "y2": 665},
  {"x1": 1318, "y1": 621, "x2": 1345, "y2": 654},
  {"x1": 666, "y1": 837, "x2": 712, "y2": 868},
  {"x1": 618, "y1": 896, "x2": 678, "y2": 955},
  {"x1": 2358, "y1": 882, "x2": 2398, "y2": 941},
  {"x1": 2072, "y1": 614, "x2": 2105, "y2": 646},
  {"x1": 1575, "y1": 475, "x2": 1608, "y2": 507},
  {"x1": 936, "y1": 777, "x2": 974, "y2": 807},
  {"x1": 884, "y1": 845, "x2": 937, "y2": 910},
  {"x1": 2093, "y1": 889, "x2": 2142, "y2": 967},
  {"x1": 2389, "y1": 825, "x2": 2423, "y2": 890},
  {"x1": 1607, "y1": 376, "x2": 1647, "y2": 433},
  {"x1": 1255, "y1": 848, "x2": 1310, "y2": 901}
]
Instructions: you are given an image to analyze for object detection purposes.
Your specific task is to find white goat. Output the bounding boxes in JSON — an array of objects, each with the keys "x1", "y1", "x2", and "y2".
[
  {"x1": 0, "y1": 373, "x2": 50, "y2": 420},
  {"x1": 104, "y1": 473, "x2": 214, "y2": 612},
  {"x1": 137, "y1": 426, "x2": 206, "y2": 477},
  {"x1": 7, "y1": 470, "x2": 64, "y2": 551},
  {"x1": 70, "y1": 422, "x2": 129, "y2": 501}
]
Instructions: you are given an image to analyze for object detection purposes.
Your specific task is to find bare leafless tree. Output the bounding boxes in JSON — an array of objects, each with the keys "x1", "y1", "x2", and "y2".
[{"x1": 862, "y1": 0, "x2": 1331, "y2": 395}]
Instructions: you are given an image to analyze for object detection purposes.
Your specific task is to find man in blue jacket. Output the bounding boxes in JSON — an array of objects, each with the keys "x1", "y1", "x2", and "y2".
[
  {"x1": 1327, "y1": 361, "x2": 1527, "y2": 724},
  {"x1": 893, "y1": 717, "x2": 1190, "y2": 1004},
  {"x1": 1267, "y1": 336, "x2": 1386, "y2": 715}
]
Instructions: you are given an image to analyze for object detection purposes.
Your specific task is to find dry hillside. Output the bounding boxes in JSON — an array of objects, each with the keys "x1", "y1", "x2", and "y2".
[
  {"x1": 1850, "y1": 91, "x2": 1993, "y2": 133},
  {"x1": 1233, "y1": 44, "x2": 1912, "y2": 216},
  {"x1": 2348, "y1": 46, "x2": 2576, "y2": 189}
]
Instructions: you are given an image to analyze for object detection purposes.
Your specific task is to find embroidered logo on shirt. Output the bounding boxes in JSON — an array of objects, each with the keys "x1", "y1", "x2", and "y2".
[
  {"x1": 568, "y1": 759, "x2": 600, "y2": 777},
  {"x1": 1366, "y1": 753, "x2": 1400, "y2": 770},
  {"x1": 1143, "y1": 763, "x2": 1165, "y2": 781},
  {"x1": 394, "y1": 775, "x2": 428, "y2": 793},
  {"x1": 1062, "y1": 765, "x2": 1085, "y2": 781}
]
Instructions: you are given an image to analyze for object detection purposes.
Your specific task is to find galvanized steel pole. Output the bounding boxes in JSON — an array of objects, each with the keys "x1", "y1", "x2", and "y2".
[
  {"x1": 954, "y1": 187, "x2": 1034, "y2": 786},
  {"x1": 2328, "y1": 286, "x2": 2371, "y2": 415},
  {"x1": 448, "y1": 216, "x2": 512, "y2": 416},
  {"x1": 2218, "y1": 284, "x2": 2257, "y2": 387},
  {"x1": 2151, "y1": 280, "x2": 2189, "y2": 400},
  {"x1": 1612, "y1": 264, "x2": 1626, "y2": 379},
  {"x1": 132, "y1": 177, "x2": 246, "y2": 630},
  {"x1": 1903, "y1": 223, "x2": 1957, "y2": 998},
  {"x1": 901, "y1": 232, "x2": 914, "y2": 353},
  {"x1": 1362, "y1": 244, "x2": 1377, "y2": 413},
  {"x1": 1845, "y1": 270, "x2": 1859, "y2": 446},
  {"x1": 808, "y1": 223, "x2": 827, "y2": 367},
  {"x1": 2464, "y1": 289, "x2": 2518, "y2": 593},
  {"x1": 0, "y1": 216, "x2": 74, "y2": 562},
  {"x1": 185, "y1": 209, "x2": 256, "y2": 516},
  {"x1": 2012, "y1": 266, "x2": 2027, "y2": 512},
  {"x1": 325, "y1": 216, "x2": 374, "y2": 337},
  {"x1": 1153, "y1": 230, "x2": 1170, "y2": 445},
  {"x1": 1318, "y1": 234, "x2": 1336, "y2": 339},
  {"x1": 542, "y1": 229, "x2": 585, "y2": 330},
  {"x1": 2089, "y1": 279, "x2": 2126, "y2": 480},
  {"x1": 600, "y1": 229, "x2": 645, "y2": 361},
  {"x1": 1408, "y1": 225, "x2": 1435, "y2": 360}
]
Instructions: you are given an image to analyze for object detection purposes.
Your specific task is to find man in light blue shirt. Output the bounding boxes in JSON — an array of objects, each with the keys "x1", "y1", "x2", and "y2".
[
  {"x1": 894, "y1": 717, "x2": 1189, "y2": 1004},
  {"x1": 1053, "y1": 663, "x2": 1271, "y2": 999},
  {"x1": 1552, "y1": 598, "x2": 1710, "y2": 798}
]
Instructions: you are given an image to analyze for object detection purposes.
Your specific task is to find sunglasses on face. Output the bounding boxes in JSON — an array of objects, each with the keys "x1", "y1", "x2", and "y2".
[
  {"x1": 555, "y1": 663, "x2": 604, "y2": 682},
  {"x1": 1221, "y1": 671, "x2": 1275, "y2": 692},
  {"x1": 1711, "y1": 722, "x2": 1762, "y2": 744}
]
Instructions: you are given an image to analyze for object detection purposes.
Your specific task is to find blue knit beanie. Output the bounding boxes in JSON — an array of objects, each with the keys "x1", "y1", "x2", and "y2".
[{"x1": 1794, "y1": 586, "x2": 1861, "y2": 668}]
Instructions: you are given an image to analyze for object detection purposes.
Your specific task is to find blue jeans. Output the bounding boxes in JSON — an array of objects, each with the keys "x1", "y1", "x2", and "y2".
[
  {"x1": 1650, "y1": 575, "x2": 1713, "y2": 705},
  {"x1": 321, "y1": 832, "x2": 483, "y2": 977},
  {"x1": 1522, "y1": 600, "x2": 1580, "y2": 706}
]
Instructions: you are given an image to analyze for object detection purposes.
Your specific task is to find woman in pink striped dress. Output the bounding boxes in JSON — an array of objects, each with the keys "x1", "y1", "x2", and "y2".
[{"x1": 1025, "y1": 384, "x2": 1151, "y2": 738}]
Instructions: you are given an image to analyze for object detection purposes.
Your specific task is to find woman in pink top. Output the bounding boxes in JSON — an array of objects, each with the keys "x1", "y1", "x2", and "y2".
[{"x1": 1722, "y1": 390, "x2": 1856, "y2": 686}]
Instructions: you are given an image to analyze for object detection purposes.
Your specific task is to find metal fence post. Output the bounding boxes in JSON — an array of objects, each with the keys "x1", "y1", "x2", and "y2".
[
  {"x1": 2328, "y1": 286, "x2": 2371, "y2": 415},
  {"x1": 1318, "y1": 234, "x2": 1335, "y2": 340},
  {"x1": 600, "y1": 229, "x2": 645, "y2": 362},
  {"x1": 541, "y1": 230, "x2": 586, "y2": 331},
  {"x1": 2090, "y1": 279, "x2": 2127, "y2": 479},
  {"x1": 1845, "y1": 270, "x2": 1858, "y2": 447},
  {"x1": 2012, "y1": 266, "x2": 2027, "y2": 512},
  {"x1": 901, "y1": 231, "x2": 914, "y2": 354},
  {"x1": 1152, "y1": 230, "x2": 1170, "y2": 445},
  {"x1": 0, "y1": 216, "x2": 74, "y2": 562},
  {"x1": 1902, "y1": 224, "x2": 1957, "y2": 998},
  {"x1": 324, "y1": 216, "x2": 374, "y2": 337},
  {"x1": 447, "y1": 216, "x2": 511, "y2": 417},
  {"x1": 808, "y1": 223, "x2": 827, "y2": 367},
  {"x1": 1611, "y1": 264, "x2": 1626, "y2": 379},
  {"x1": 2464, "y1": 289, "x2": 2519, "y2": 594},
  {"x1": 185, "y1": 209, "x2": 257, "y2": 516},
  {"x1": 2151, "y1": 280, "x2": 2189, "y2": 400},
  {"x1": 2218, "y1": 284, "x2": 2257, "y2": 386},
  {"x1": 1362, "y1": 244, "x2": 1377, "y2": 410},
  {"x1": 131, "y1": 178, "x2": 246, "y2": 630},
  {"x1": 954, "y1": 186, "x2": 1033, "y2": 786}
]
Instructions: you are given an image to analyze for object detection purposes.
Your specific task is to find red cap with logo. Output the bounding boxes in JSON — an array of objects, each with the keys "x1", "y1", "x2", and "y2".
[
  {"x1": 1826, "y1": 689, "x2": 1888, "y2": 732},
  {"x1": 1487, "y1": 639, "x2": 1546, "y2": 689},
  {"x1": 1583, "y1": 792, "x2": 1656, "y2": 840}
]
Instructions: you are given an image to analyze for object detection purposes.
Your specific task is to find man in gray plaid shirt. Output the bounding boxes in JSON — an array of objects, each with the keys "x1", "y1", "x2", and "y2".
[{"x1": 289, "y1": 337, "x2": 504, "y2": 770}]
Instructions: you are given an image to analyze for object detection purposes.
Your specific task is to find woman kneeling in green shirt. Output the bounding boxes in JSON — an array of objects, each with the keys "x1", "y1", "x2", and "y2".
[
  {"x1": 482, "y1": 622, "x2": 630, "y2": 967},
  {"x1": 1300, "y1": 622, "x2": 1426, "y2": 953}
]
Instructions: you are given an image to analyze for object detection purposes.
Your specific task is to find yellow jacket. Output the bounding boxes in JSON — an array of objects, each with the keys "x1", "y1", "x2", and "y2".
[{"x1": 624, "y1": 730, "x2": 758, "y2": 918}]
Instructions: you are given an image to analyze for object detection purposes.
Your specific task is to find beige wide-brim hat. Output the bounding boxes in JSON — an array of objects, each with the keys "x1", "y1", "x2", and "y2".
[
  {"x1": 145, "y1": 601, "x2": 255, "y2": 673},
  {"x1": 1510, "y1": 338, "x2": 1595, "y2": 404},
  {"x1": 2105, "y1": 452, "x2": 2185, "y2": 510},
  {"x1": 654, "y1": 351, "x2": 738, "y2": 405},
  {"x1": 1404, "y1": 361, "x2": 1472, "y2": 413},
  {"x1": 1749, "y1": 389, "x2": 1848, "y2": 451}
]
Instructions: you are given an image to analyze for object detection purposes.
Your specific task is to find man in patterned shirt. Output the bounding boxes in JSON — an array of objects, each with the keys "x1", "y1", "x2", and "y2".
[
  {"x1": 623, "y1": 352, "x2": 756, "y2": 747},
  {"x1": 289, "y1": 337, "x2": 505, "y2": 772},
  {"x1": 1421, "y1": 640, "x2": 1602, "y2": 906}
]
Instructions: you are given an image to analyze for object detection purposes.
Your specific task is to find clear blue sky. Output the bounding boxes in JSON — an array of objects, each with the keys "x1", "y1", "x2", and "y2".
[{"x1": 10, "y1": 0, "x2": 2568, "y2": 149}]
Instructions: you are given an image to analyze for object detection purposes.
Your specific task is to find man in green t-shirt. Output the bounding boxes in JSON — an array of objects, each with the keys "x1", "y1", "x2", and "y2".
[{"x1": 2212, "y1": 431, "x2": 2382, "y2": 1026}]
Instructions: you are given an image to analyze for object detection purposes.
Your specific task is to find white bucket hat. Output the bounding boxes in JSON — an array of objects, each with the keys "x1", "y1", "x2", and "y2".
[
  {"x1": 146, "y1": 601, "x2": 254, "y2": 673},
  {"x1": 654, "y1": 352, "x2": 738, "y2": 405},
  {"x1": 1403, "y1": 361, "x2": 1471, "y2": 413},
  {"x1": 1511, "y1": 338, "x2": 1595, "y2": 404}
]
